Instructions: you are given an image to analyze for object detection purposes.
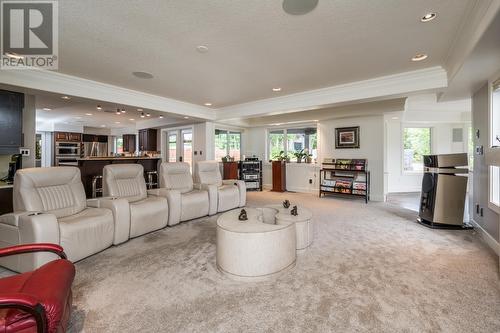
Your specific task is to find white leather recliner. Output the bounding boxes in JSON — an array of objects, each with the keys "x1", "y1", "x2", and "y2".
[
  {"x1": 103, "y1": 164, "x2": 169, "y2": 237},
  {"x1": 151, "y1": 162, "x2": 210, "y2": 226},
  {"x1": 194, "y1": 161, "x2": 246, "y2": 213},
  {"x1": 0, "y1": 167, "x2": 128, "y2": 272}
]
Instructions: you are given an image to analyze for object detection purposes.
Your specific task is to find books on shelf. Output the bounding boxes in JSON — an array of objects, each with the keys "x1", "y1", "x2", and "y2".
[
  {"x1": 321, "y1": 179, "x2": 336, "y2": 187},
  {"x1": 353, "y1": 182, "x2": 366, "y2": 190},
  {"x1": 322, "y1": 158, "x2": 367, "y2": 171},
  {"x1": 335, "y1": 179, "x2": 352, "y2": 188}
]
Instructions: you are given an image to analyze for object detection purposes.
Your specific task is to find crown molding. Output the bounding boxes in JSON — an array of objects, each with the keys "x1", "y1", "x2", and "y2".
[
  {"x1": 215, "y1": 66, "x2": 448, "y2": 120},
  {"x1": 0, "y1": 69, "x2": 216, "y2": 120},
  {"x1": 444, "y1": 0, "x2": 500, "y2": 84}
]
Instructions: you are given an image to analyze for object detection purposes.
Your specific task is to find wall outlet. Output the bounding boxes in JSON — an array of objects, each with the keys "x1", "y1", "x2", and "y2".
[
  {"x1": 19, "y1": 148, "x2": 30, "y2": 156},
  {"x1": 476, "y1": 204, "x2": 480, "y2": 214},
  {"x1": 309, "y1": 179, "x2": 313, "y2": 184},
  {"x1": 480, "y1": 208, "x2": 484, "y2": 217}
]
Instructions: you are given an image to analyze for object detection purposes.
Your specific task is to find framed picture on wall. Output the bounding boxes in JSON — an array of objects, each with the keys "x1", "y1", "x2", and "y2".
[{"x1": 335, "y1": 126, "x2": 360, "y2": 149}]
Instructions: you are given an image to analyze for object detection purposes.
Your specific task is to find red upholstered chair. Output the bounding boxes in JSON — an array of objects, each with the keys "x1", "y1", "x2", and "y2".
[{"x1": 0, "y1": 244, "x2": 75, "y2": 333}]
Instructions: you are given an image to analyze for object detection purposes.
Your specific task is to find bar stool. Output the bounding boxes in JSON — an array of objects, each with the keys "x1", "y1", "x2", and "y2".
[
  {"x1": 146, "y1": 171, "x2": 158, "y2": 189},
  {"x1": 91, "y1": 175, "x2": 103, "y2": 198}
]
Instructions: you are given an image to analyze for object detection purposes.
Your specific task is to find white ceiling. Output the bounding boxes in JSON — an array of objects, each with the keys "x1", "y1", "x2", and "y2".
[
  {"x1": 57, "y1": 0, "x2": 472, "y2": 107},
  {"x1": 33, "y1": 92, "x2": 196, "y2": 130}
]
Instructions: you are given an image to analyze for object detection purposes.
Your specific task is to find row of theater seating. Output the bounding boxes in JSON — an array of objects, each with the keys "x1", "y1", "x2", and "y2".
[{"x1": 0, "y1": 161, "x2": 246, "y2": 273}]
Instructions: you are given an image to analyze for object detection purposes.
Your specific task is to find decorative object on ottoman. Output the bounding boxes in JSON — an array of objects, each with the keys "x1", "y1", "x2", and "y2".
[
  {"x1": 216, "y1": 208, "x2": 296, "y2": 281},
  {"x1": 291, "y1": 205, "x2": 298, "y2": 216},
  {"x1": 283, "y1": 199, "x2": 290, "y2": 208},
  {"x1": 238, "y1": 209, "x2": 248, "y2": 221},
  {"x1": 266, "y1": 204, "x2": 313, "y2": 250}
]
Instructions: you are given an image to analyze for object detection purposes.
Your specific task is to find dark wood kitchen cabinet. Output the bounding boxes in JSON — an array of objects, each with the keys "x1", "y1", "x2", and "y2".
[
  {"x1": 0, "y1": 90, "x2": 24, "y2": 155},
  {"x1": 55, "y1": 132, "x2": 82, "y2": 142},
  {"x1": 138, "y1": 129, "x2": 157, "y2": 151},
  {"x1": 123, "y1": 134, "x2": 136, "y2": 153}
]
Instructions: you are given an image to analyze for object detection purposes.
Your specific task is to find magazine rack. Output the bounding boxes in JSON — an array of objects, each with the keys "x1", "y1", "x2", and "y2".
[{"x1": 319, "y1": 159, "x2": 370, "y2": 203}]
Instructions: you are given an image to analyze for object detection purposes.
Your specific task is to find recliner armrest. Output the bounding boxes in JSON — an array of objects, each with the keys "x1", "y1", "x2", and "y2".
[
  {"x1": 86, "y1": 197, "x2": 130, "y2": 245},
  {"x1": 149, "y1": 188, "x2": 180, "y2": 226},
  {"x1": 194, "y1": 183, "x2": 218, "y2": 215},
  {"x1": 0, "y1": 211, "x2": 38, "y2": 227},
  {"x1": 0, "y1": 213, "x2": 61, "y2": 272},
  {"x1": 147, "y1": 188, "x2": 170, "y2": 197},
  {"x1": 221, "y1": 179, "x2": 246, "y2": 207}
]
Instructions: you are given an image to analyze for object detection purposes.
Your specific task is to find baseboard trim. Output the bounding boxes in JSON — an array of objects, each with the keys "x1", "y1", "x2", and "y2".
[{"x1": 470, "y1": 219, "x2": 500, "y2": 256}]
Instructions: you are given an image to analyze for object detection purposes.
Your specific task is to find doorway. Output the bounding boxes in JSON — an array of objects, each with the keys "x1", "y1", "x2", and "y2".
[{"x1": 166, "y1": 128, "x2": 193, "y2": 169}]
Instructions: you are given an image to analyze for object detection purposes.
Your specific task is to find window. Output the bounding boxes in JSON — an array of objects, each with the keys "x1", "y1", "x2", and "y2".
[
  {"x1": 215, "y1": 129, "x2": 241, "y2": 161},
  {"x1": 268, "y1": 127, "x2": 317, "y2": 161},
  {"x1": 490, "y1": 166, "x2": 500, "y2": 208},
  {"x1": 403, "y1": 127, "x2": 431, "y2": 172},
  {"x1": 492, "y1": 78, "x2": 500, "y2": 148},
  {"x1": 182, "y1": 130, "x2": 192, "y2": 168},
  {"x1": 168, "y1": 133, "x2": 177, "y2": 162},
  {"x1": 115, "y1": 137, "x2": 123, "y2": 154}
]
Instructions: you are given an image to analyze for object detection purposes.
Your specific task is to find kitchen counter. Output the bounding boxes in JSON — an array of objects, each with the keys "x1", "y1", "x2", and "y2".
[
  {"x1": 78, "y1": 156, "x2": 161, "y2": 161},
  {"x1": 0, "y1": 180, "x2": 13, "y2": 189},
  {"x1": 78, "y1": 157, "x2": 160, "y2": 198},
  {"x1": 0, "y1": 181, "x2": 13, "y2": 214}
]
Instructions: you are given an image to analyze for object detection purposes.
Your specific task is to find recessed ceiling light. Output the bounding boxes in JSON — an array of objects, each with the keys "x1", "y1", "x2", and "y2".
[
  {"x1": 96, "y1": 105, "x2": 102, "y2": 110},
  {"x1": 100, "y1": 124, "x2": 106, "y2": 127},
  {"x1": 282, "y1": 0, "x2": 318, "y2": 15},
  {"x1": 85, "y1": 113, "x2": 93, "y2": 116},
  {"x1": 116, "y1": 109, "x2": 121, "y2": 115},
  {"x1": 4, "y1": 52, "x2": 23, "y2": 59},
  {"x1": 129, "y1": 118, "x2": 135, "y2": 121},
  {"x1": 121, "y1": 108, "x2": 126, "y2": 113},
  {"x1": 115, "y1": 121, "x2": 120, "y2": 124},
  {"x1": 204, "y1": 102, "x2": 212, "y2": 106},
  {"x1": 272, "y1": 87, "x2": 282, "y2": 92},
  {"x1": 146, "y1": 113, "x2": 151, "y2": 117},
  {"x1": 132, "y1": 71, "x2": 154, "y2": 79},
  {"x1": 411, "y1": 53, "x2": 428, "y2": 62},
  {"x1": 421, "y1": 12, "x2": 437, "y2": 22},
  {"x1": 196, "y1": 45, "x2": 209, "y2": 53},
  {"x1": 137, "y1": 108, "x2": 143, "y2": 112},
  {"x1": 313, "y1": 120, "x2": 319, "y2": 122},
  {"x1": 391, "y1": 116, "x2": 399, "y2": 120},
  {"x1": 140, "y1": 112, "x2": 145, "y2": 118},
  {"x1": 183, "y1": 116, "x2": 189, "y2": 119},
  {"x1": 61, "y1": 96, "x2": 71, "y2": 100},
  {"x1": 42, "y1": 107, "x2": 51, "y2": 111},
  {"x1": 159, "y1": 115, "x2": 164, "y2": 119}
]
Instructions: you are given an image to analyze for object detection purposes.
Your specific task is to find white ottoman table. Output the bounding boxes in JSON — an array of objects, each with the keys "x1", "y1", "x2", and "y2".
[
  {"x1": 266, "y1": 204, "x2": 313, "y2": 250},
  {"x1": 216, "y1": 208, "x2": 296, "y2": 281}
]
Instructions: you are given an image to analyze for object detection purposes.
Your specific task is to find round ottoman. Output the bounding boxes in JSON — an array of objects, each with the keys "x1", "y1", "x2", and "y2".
[
  {"x1": 266, "y1": 204, "x2": 313, "y2": 250},
  {"x1": 216, "y1": 208, "x2": 296, "y2": 281}
]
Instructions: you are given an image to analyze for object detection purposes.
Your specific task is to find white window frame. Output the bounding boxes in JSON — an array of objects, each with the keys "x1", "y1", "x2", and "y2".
[
  {"x1": 266, "y1": 124, "x2": 318, "y2": 162},
  {"x1": 401, "y1": 125, "x2": 433, "y2": 175},
  {"x1": 215, "y1": 129, "x2": 242, "y2": 161},
  {"x1": 488, "y1": 72, "x2": 500, "y2": 213}
]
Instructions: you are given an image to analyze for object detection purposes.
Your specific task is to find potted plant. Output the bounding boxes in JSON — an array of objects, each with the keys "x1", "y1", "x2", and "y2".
[
  {"x1": 272, "y1": 150, "x2": 288, "y2": 162},
  {"x1": 293, "y1": 150, "x2": 304, "y2": 163},
  {"x1": 303, "y1": 148, "x2": 313, "y2": 163}
]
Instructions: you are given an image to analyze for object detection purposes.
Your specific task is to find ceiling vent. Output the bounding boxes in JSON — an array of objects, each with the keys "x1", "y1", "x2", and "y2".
[{"x1": 282, "y1": 0, "x2": 318, "y2": 15}]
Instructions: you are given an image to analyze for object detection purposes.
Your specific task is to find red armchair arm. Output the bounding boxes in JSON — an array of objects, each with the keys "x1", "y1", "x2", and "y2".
[
  {"x1": 0, "y1": 293, "x2": 47, "y2": 333},
  {"x1": 0, "y1": 243, "x2": 67, "y2": 260}
]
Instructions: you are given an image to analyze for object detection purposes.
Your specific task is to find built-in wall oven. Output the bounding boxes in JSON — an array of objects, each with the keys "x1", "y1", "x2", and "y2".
[{"x1": 55, "y1": 142, "x2": 81, "y2": 166}]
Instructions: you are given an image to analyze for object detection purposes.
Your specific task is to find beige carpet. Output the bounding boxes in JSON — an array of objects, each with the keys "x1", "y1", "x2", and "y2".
[{"x1": 68, "y1": 192, "x2": 500, "y2": 332}]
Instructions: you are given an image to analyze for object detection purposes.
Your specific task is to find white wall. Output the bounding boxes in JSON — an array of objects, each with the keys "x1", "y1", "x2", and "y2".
[
  {"x1": 386, "y1": 119, "x2": 471, "y2": 193},
  {"x1": 245, "y1": 115, "x2": 386, "y2": 200},
  {"x1": 318, "y1": 115, "x2": 385, "y2": 201},
  {"x1": 22, "y1": 95, "x2": 36, "y2": 168}
]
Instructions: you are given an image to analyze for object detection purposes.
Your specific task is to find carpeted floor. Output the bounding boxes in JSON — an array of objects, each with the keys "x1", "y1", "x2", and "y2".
[{"x1": 68, "y1": 191, "x2": 500, "y2": 332}]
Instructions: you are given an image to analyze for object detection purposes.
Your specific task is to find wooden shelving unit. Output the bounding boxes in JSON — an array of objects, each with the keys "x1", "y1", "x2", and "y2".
[{"x1": 319, "y1": 159, "x2": 370, "y2": 203}]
